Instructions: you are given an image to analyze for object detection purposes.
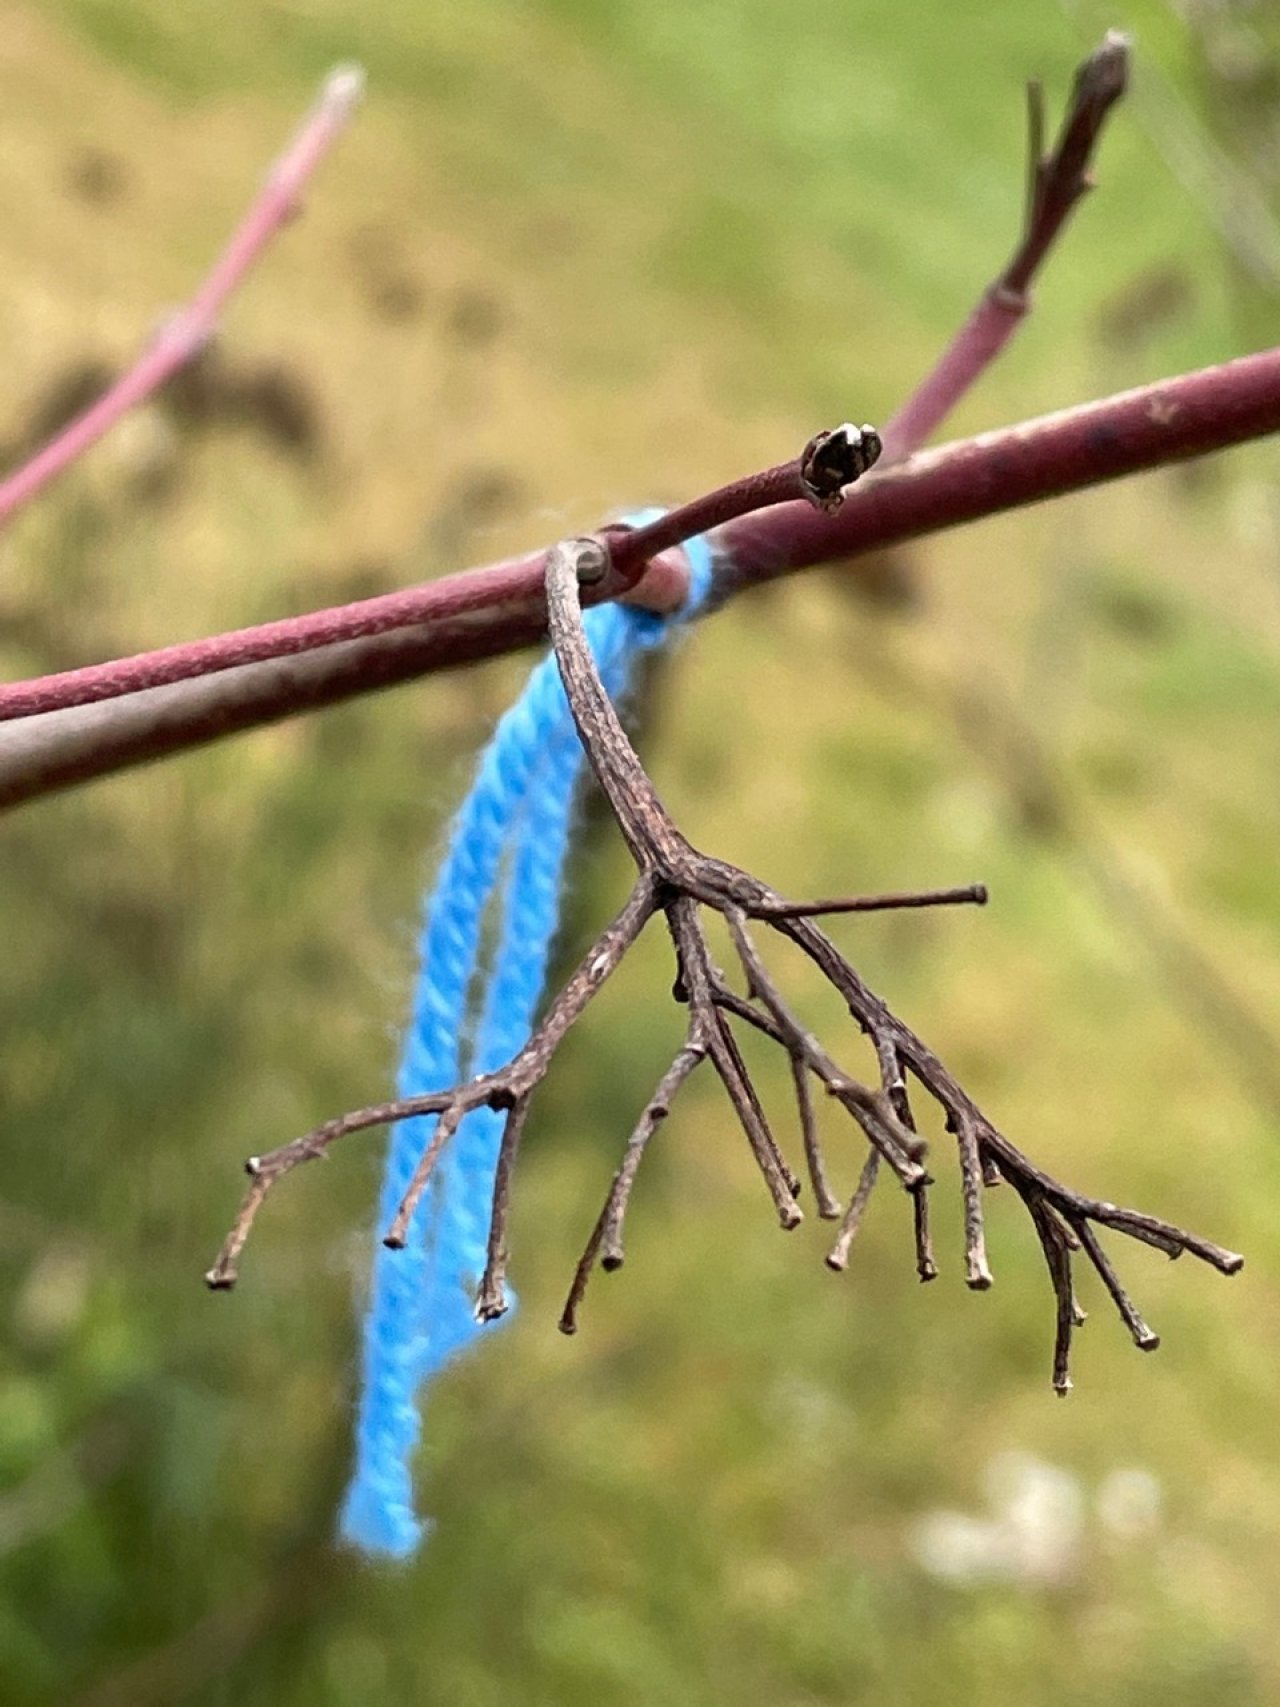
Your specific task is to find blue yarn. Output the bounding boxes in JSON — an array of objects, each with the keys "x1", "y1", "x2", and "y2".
[{"x1": 340, "y1": 519, "x2": 715, "y2": 1558}]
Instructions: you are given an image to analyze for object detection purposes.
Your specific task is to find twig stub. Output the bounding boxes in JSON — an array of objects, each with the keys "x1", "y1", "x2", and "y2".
[{"x1": 800, "y1": 423, "x2": 884, "y2": 513}]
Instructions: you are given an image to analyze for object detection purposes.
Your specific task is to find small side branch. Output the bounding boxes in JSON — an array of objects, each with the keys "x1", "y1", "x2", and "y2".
[
  {"x1": 874, "y1": 1034, "x2": 937, "y2": 1283},
  {"x1": 954, "y1": 1115, "x2": 994, "y2": 1290},
  {"x1": 879, "y1": 32, "x2": 1130, "y2": 462},
  {"x1": 207, "y1": 874, "x2": 657, "y2": 1290},
  {"x1": 559, "y1": 1039, "x2": 706, "y2": 1334}
]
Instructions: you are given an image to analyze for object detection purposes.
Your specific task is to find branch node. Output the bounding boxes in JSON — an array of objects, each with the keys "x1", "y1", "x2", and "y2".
[
  {"x1": 571, "y1": 536, "x2": 611, "y2": 586},
  {"x1": 799, "y1": 423, "x2": 883, "y2": 513}
]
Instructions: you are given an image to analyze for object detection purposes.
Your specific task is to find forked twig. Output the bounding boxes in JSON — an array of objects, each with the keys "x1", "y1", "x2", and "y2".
[
  {"x1": 210, "y1": 457, "x2": 1243, "y2": 1393},
  {"x1": 880, "y1": 31, "x2": 1130, "y2": 461}
]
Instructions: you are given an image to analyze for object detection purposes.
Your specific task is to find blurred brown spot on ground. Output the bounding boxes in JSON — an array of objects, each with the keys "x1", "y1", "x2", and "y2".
[
  {"x1": 1095, "y1": 266, "x2": 1194, "y2": 352},
  {"x1": 64, "y1": 145, "x2": 131, "y2": 208},
  {"x1": 166, "y1": 348, "x2": 322, "y2": 459},
  {"x1": 1088, "y1": 576, "x2": 1180, "y2": 644},
  {"x1": 346, "y1": 222, "x2": 429, "y2": 324},
  {"x1": 447, "y1": 286, "x2": 502, "y2": 348}
]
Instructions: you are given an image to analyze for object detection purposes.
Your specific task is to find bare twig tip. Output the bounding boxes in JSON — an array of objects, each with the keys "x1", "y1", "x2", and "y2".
[
  {"x1": 799, "y1": 423, "x2": 882, "y2": 513},
  {"x1": 322, "y1": 63, "x2": 368, "y2": 114},
  {"x1": 1078, "y1": 33, "x2": 1130, "y2": 105}
]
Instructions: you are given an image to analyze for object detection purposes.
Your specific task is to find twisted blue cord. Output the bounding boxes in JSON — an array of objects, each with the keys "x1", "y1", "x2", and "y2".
[{"x1": 340, "y1": 521, "x2": 715, "y2": 1558}]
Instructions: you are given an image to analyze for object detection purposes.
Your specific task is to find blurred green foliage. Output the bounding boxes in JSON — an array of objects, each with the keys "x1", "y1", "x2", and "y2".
[{"x1": 2, "y1": 1, "x2": 1279, "y2": 1702}]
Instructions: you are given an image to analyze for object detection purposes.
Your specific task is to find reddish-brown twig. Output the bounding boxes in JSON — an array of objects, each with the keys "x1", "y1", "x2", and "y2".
[
  {"x1": 0, "y1": 64, "x2": 364, "y2": 526},
  {"x1": 2, "y1": 345, "x2": 1277, "y2": 810},
  {"x1": 3, "y1": 343, "x2": 1279, "y2": 754},
  {"x1": 879, "y1": 31, "x2": 1130, "y2": 462},
  {"x1": 0, "y1": 33, "x2": 1125, "y2": 724},
  {"x1": 3, "y1": 31, "x2": 1275, "y2": 824}
]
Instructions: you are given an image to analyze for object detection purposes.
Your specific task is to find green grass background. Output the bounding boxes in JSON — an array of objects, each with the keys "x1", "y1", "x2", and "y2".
[{"x1": 1, "y1": 1, "x2": 1279, "y2": 1701}]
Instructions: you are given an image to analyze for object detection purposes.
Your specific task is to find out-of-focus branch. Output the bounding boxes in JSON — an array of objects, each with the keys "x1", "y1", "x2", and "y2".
[
  {"x1": 0, "y1": 64, "x2": 364, "y2": 526},
  {"x1": 878, "y1": 31, "x2": 1129, "y2": 461},
  {"x1": 0, "y1": 346, "x2": 1277, "y2": 810}
]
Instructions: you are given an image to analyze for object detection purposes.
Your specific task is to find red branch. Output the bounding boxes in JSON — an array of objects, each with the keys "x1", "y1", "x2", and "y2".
[
  {"x1": 0, "y1": 32, "x2": 1131, "y2": 729},
  {"x1": 0, "y1": 65, "x2": 364, "y2": 525},
  {"x1": 721, "y1": 344, "x2": 1280, "y2": 586},
  {"x1": 0, "y1": 346, "x2": 1277, "y2": 809},
  {"x1": 1, "y1": 346, "x2": 1276, "y2": 731},
  {"x1": 0, "y1": 28, "x2": 1142, "y2": 729},
  {"x1": 2, "y1": 34, "x2": 1275, "y2": 816},
  {"x1": 879, "y1": 30, "x2": 1129, "y2": 461}
]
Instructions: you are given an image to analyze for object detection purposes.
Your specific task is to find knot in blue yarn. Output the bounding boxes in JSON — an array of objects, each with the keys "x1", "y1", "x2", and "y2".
[{"x1": 340, "y1": 518, "x2": 714, "y2": 1558}]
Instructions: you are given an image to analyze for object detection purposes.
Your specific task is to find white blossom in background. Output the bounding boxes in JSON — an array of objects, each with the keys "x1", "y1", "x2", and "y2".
[
  {"x1": 910, "y1": 1509, "x2": 1011, "y2": 1585},
  {"x1": 909, "y1": 1451, "x2": 1163, "y2": 1588},
  {"x1": 1096, "y1": 1466, "x2": 1163, "y2": 1540},
  {"x1": 986, "y1": 1451, "x2": 1085, "y2": 1584}
]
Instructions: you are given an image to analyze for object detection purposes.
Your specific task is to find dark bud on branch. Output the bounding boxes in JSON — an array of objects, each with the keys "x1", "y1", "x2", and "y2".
[{"x1": 800, "y1": 423, "x2": 883, "y2": 513}]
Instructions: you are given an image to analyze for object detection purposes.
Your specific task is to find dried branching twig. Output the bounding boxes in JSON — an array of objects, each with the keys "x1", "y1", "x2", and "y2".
[
  {"x1": 208, "y1": 451, "x2": 1243, "y2": 1393},
  {"x1": 0, "y1": 33, "x2": 1250, "y2": 1389}
]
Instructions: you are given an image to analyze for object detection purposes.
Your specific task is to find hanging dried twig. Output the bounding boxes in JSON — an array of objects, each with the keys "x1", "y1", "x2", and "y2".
[{"x1": 208, "y1": 445, "x2": 1242, "y2": 1393}]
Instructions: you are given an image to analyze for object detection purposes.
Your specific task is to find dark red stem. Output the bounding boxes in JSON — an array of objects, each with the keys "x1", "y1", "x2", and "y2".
[{"x1": 0, "y1": 345, "x2": 1277, "y2": 808}]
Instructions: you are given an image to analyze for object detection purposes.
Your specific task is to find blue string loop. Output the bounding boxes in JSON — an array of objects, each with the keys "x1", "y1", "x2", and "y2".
[{"x1": 341, "y1": 519, "x2": 715, "y2": 1557}]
